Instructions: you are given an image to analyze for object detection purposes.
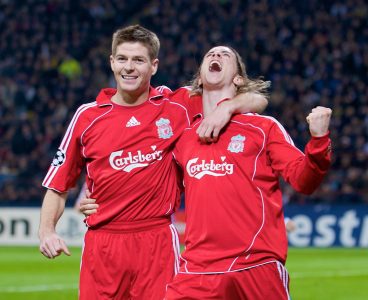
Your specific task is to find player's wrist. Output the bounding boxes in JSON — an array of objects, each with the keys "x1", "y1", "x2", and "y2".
[
  {"x1": 38, "y1": 228, "x2": 56, "y2": 239},
  {"x1": 310, "y1": 130, "x2": 330, "y2": 138},
  {"x1": 216, "y1": 97, "x2": 230, "y2": 107},
  {"x1": 216, "y1": 98, "x2": 235, "y2": 115}
]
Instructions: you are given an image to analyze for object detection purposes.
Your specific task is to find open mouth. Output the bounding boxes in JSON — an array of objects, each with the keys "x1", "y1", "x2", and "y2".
[
  {"x1": 209, "y1": 61, "x2": 222, "y2": 72},
  {"x1": 121, "y1": 75, "x2": 138, "y2": 80}
]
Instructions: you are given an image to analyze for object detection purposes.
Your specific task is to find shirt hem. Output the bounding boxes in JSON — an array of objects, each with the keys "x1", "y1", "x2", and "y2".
[{"x1": 178, "y1": 259, "x2": 280, "y2": 274}]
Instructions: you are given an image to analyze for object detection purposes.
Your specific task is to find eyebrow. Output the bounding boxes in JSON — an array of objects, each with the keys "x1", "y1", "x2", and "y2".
[
  {"x1": 116, "y1": 54, "x2": 147, "y2": 60},
  {"x1": 206, "y1": 50, "x2": 232, "y2": 55}
]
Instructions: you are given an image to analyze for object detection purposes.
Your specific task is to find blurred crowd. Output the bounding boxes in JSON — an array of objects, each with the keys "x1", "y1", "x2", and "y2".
[{"x1": 0, "y1": 0, "x2": 367, "y2": 206}]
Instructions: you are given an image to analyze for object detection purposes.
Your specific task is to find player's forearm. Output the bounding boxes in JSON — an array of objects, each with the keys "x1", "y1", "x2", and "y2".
[
  {"x1": 38, "y1": 189, "x2": 67, "y2": 238},
  {"x1": 284, "y1": 135, "x2": 331, "y2": 194},
  {"x1": 224, "y1": 92, "x2": 268, "y2": 114}
]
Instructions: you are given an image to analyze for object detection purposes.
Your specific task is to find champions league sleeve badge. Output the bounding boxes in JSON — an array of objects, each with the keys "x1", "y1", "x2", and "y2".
[
  {"x1": 51, "y1": 149, "x2": 66, "y2": 167},
  {"x1": 227, "y1": 134, "x2": 246, "y2": 153},
  {"x1": 156, "y1": 118, "x2": 174, "y2": 139}
]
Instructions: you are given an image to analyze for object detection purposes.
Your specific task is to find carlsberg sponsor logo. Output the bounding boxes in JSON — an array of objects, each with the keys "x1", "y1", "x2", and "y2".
[
  {"x1": 109, "y1": 146, "x2": 163, "y2": 172},
  {"x1": 186, "y1": 156, "x2": 234, "y2": 179}
]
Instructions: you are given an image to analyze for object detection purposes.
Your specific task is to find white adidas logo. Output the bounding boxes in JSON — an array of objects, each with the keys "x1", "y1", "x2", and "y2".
[{"x1": 126, "y1": 116, "x2": 141, "y2": 127}]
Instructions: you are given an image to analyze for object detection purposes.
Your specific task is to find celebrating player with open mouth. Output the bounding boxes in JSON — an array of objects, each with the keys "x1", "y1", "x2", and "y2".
[{"x1": 165, "y1": 46, "x2": 332, "y2": 299}]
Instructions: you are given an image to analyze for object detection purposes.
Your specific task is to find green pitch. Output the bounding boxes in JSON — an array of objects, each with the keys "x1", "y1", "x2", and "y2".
[{"x1": 0, "y1": 247, "x2": 367, "y2": 299}]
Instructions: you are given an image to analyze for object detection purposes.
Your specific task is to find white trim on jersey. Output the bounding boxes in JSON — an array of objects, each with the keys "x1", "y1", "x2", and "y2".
[
  {"x1": 43, "y1": 102, "x2": 97, "y2": 187},
  {"x1": 241, "y1": 114, "x2": 305, "y2": 156},
  {"x1": 182, "y1": 255, "x2": 190, "y2": 273},
  {"x1": 188, "y1": 117, "x2": 202, "y2": 131},
  {"x1": 180, "y1": 86, "x2": 192, "y2": 91},
  {"x1": 227, "y1": 186, "x2": 266, "y2": 272},
  {"x1": 230, "y1": 120, "x2": 266, "y2": 181},
  {"x1": 165, "y1": 202, "x2": 172, "y2": 215},
  {"x1": 169, "y1": 224, "x2": 181, "y2": 275},
  {"x1": 181, "y1": 259, "x2": 279, "y2": 275},
  {"x1": 148, "y1": 97, "x2": 191, "y2": 127},
  {"x1": 80, "y1": 105, "x2": 114, "y2": 154},
  {"x1": 244, "y1": 186, "x2": 265, "y2": 255},
  {"x1": 61, "y1": 102, "x2": 98, "y2": 151},
  {"x1": 79, "y1": 105, "x2": 114, "y2": 194},
  {"x1": 277, "y1": 261, "x2": 291, "y2": 300},
  {"x1": 184, "y1": 118, "x2": 277, "y2": 274},
  {"x1": 155, "y1": 85, "x2": 172, "y2": 93}
]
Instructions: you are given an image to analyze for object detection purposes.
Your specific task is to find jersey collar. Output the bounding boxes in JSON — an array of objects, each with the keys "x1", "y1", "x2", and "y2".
[{"x1": 96, "y1": 87, "x2": 163, "y2": 107}]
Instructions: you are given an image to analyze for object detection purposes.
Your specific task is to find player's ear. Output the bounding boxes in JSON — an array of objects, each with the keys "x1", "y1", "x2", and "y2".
[
  {"x1": 233, "y1": 75, "x2": 245, "y2": 87},
  {"x1": 151, "y1": 58, "x2": 159, "y2": 75},
  {"x1": 110, "y1": 55, "x2": 115, "y2": 72}
]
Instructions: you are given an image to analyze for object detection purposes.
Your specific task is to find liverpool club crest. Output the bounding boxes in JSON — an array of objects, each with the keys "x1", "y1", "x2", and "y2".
[
  {"x1": 156, "y1": 118, "x2": 173, "y2": 139},
  {"x1": 227, "y1": 134, "x2": 246, "y2": 153}
]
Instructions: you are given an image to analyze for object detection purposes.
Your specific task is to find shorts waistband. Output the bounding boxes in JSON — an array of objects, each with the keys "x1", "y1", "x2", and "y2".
[{"x1": 88, "y1": 216, "x2": 172, "y2": 233}]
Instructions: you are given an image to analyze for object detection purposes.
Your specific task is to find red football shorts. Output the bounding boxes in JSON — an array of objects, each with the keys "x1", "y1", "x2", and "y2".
[
  {"x1": 79, "y1": 218, "x2": 180, "y2": 300},
  {"x1": 165, "y1": 261, "x2": 290, "y2": 300}
]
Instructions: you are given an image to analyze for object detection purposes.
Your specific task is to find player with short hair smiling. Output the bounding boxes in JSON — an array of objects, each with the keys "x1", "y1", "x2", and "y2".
[
  {"x1": 165, "y1": 46, "x2": 332, "y2": 299},
  {"x1": 38, "y1": 26, "x2": 267, "y2": 300}
]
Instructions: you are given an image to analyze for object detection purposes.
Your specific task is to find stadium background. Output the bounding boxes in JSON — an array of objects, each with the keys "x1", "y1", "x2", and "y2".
[{"x1": 0, "y1": 0, "x2": 367, "y2": 299}]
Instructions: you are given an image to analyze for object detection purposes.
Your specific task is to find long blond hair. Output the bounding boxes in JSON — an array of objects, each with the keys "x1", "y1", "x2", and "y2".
[{"x1": 190, "y1": 46, "x2": 270, "y2": 98}]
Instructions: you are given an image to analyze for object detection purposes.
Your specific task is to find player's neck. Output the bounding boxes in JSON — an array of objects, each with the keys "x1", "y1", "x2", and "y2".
[
  {"x1": 202, "y1": 89, "x2": 234, "y2": 117},
  {"x1": 112, "y1": 87, "x2": 149, "y2": 107}
]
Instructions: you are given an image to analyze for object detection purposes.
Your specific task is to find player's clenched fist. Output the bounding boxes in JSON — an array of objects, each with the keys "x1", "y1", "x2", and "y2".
[{"x1": 306, "y1": 106, "x2": 332, "y2": 137}]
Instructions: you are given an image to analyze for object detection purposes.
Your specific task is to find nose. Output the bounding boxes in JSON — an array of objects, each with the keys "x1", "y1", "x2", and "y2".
[
  {"x1": 211, "y1": 52, "x2": 221, "y2": 58},
  {"x1": 123, "y1": 59, "x2": 134, "y2": 72}
]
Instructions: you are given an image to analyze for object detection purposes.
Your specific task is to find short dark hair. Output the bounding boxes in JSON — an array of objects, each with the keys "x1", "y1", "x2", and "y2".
[{"x1": 111, "y1": 25, "x2": 160, "y2": 60}]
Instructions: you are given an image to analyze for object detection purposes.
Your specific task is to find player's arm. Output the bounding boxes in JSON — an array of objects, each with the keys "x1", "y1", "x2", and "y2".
[
  {"x1": 223, "y1": 92, "x2": 268, "y2": 114},
  {"x1": 270, "y1": 106, "x2": 332, "y2": 194},
  {"x1": 38, "y1": 189, "x2": 71, "y2": 258},
  {"x1": 197, "y1": 93, "x2": 268, "y2": 142}
]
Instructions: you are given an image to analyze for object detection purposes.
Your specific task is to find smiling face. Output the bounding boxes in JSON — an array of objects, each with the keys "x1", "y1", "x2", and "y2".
[
  {"x1": 200, "y1": 46, "x2": 240, "y2": 89},
  {"x1": 110, "y1": 42, "x2": 158, "y2": 103}
]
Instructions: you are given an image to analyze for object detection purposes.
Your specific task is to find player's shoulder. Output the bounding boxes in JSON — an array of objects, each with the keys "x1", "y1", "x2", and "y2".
[
  {"x1": 155, "y1": 85, "x2": 190, "y2": 99},
  {"x1": 154, "y1": 86, "x2": 190, "y2": 109},
  {"x1": 70, "y1": 101, "x2": 103, "y2": 126},
  {"x1": 238, "y1": 113, "x2": 278, "y2": 123},
  {"x1": 75, "y1": 101, "x2": 100, "y2": 116},
  {"x1": 233, "y1": 113, "x2": 283, "y2": 130}
]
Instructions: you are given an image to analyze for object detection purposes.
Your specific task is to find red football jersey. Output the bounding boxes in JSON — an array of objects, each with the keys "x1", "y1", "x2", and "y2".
[
  {"x1": 174, "y1": 109, "x2": 331, "y2": 273},
  {"x1": 43, "y1": 87, "x2": 191, "y2": 227}
]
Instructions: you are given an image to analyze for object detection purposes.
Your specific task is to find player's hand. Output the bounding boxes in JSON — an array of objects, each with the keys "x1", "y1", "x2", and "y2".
[
  {"x1": 79, "y1": 197, "x2": 99, "y2": 216},
  {"x1": 196, "y1": 101, "x2": 232, "y2": 143},
  {"x1": 285, "y1": 219, "x2": 297, "y2": 233},
  {"x1": 306, "y1": 106, "x2": 332, "y2": 137},
  {"x1": 39, "y1": 232, "x2": 71, "y2": 259}
]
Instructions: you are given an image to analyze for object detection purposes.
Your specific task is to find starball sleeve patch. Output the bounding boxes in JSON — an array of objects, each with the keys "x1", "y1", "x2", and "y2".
[{"x1": 51, "y1": 149, "x2": 66, "y2": 167}]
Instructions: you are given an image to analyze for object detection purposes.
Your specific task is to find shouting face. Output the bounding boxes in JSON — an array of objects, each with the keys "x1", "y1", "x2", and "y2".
[{"x1": 200, "y1": 46, "x2": 240, "y2": 89}]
